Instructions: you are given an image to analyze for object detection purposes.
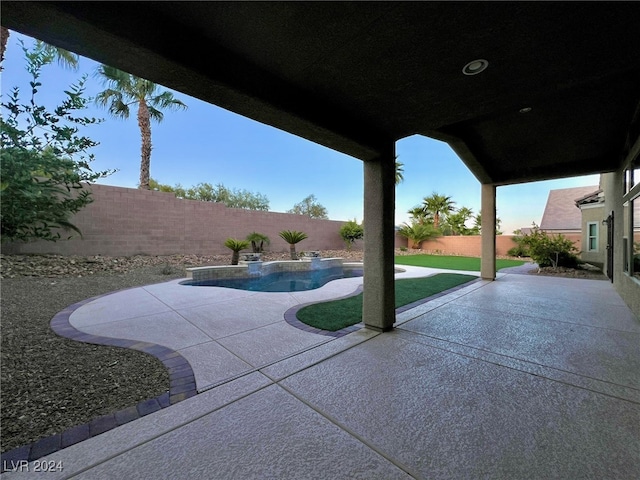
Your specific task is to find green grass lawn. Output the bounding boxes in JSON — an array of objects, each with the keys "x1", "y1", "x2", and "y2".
[
  {"x1": 297, "y1": 273, "x2": 477, "y2": 331},
  {"x1": 394, "y1": 254, "x2": 525, "y2": 271}
]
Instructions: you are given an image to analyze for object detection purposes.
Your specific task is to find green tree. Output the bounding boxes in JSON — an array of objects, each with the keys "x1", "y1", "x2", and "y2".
[
  {"x1": 397, "y1": 222, "x2": 439, "y2": 249},
  {"x1": 422, "y1": 193, "x2": 456, "y2": 230},
  {"x1": 279, "y1": 230, "x2": 308, "y2": 260},
  {"x1": 149, "y1": 178, "x2": 269, "y2": 210},
  {"x1": 246, "y1": 232, "x2": 270, "y2": 253},
  {"x1": 95, "y1": 65, "x2": 187, "y2": 190},
  {"x1": 1, "y1": 40, "x2": 113, "y2": 242},
  {"x1": 444, "y1": 206, "x2": 474, "y2": 236},
  {"x1": 288, "y1": 194, "x2": 328, "y2": 219},
  {"x1": 224, "y1": 238, "x2": 250, "y2": 265},
  {"x1": 149, "y1": 177, "x2": 183, "y2": 194},
  {"x1": 472, "y1": 213, "x2": 503, "y2": 235},
  {"x1": 339, "y1": 219, "x2": 364, "y2": 251}
]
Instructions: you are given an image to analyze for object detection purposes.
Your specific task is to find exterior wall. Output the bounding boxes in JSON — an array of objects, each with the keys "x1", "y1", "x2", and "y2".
[
  {"x1": 411, "y1": 235, "x2": 519, "y2": 257},
  {"x1": 606, "y1": 163, "x2": 640, "y2": 319},
  {"x1": 579, "y1": 204, "x2": 606, "y2": 266},
  {"x1": 3, "y1": 184, "x2": 352, "y2": 256}
]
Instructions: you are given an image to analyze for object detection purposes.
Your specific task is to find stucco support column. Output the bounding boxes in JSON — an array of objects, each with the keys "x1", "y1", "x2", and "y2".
[
  {"x1": 362, "y1": 145, "x2": 396, "y2": 331},
  {"x1": 481, "y1": 183, "x2": 496, "y2": 280}
]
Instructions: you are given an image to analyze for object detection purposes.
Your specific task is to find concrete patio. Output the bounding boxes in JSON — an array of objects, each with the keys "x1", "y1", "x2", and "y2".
[{"x1": 2, "y1": 267, "x2": 639, "y2": 479}]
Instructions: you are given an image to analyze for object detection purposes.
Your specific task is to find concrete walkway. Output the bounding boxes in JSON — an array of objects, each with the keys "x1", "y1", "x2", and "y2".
[{"x1": 2, "y1": 268, "x2": 639, "y2": 479}]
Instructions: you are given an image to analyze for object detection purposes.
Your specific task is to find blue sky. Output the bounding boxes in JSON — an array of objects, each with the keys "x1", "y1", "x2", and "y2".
[{"x1": 2, "y1": 32, "x2": 600, "y2": 234}]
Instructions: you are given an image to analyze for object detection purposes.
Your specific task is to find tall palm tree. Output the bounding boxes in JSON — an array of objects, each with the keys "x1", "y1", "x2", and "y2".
[
  {"x1": 1, "y1": 27, "x2": 10, "y2": 68},
  {"x1": 395, "y1": 159, "x2": 404, "y2": 185},
  {"x1": 0, "y1": 30, "x2": 78, "y2": 71},
  {"x1": 95, "y1": 65, "x2": 187, "y2": 189},
  {"x1": 407, "y1": 205, "x2": 431, "y2": 225},
  {"x1": 422, "y1": 193, "x2": 456, "y2": 230}
]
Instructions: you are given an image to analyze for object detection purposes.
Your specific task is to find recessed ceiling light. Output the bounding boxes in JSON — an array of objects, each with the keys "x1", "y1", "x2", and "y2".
[
  {"x1": 519, "y1": 107, "x2": 532, "y2": 113},
  {"x1": 462, "y1": 59, "x2": 488, "y2": 75}
]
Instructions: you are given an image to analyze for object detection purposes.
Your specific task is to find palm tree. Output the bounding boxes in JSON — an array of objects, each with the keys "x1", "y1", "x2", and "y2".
[
  {"x1": 445, "y1": 206, "x2": 474, "y2": 235},
  {"x1": 224, "y1": 238, "x2": 250, "y2": 265},
  {"x1": 473, "y1": 214, "x2": 503, "y2": 235},
  {"x1": 422, "y1": 193, "x2": 456, "y2": 230},
  {"x1": 397, "y1": 222, "x2": 439, "y2": 249},
  {"x1": 246, "y1": 232, "x2": 270, "y2": 253},
  {"x1": 395, "y1": 158, "x2": 404, "y2": 185},
  {"x1": 279, "y1": 230, "x2": 308, "y2": 260},
  {"x1": 407, "y1": 205, "x2": 433, "y2": 225},
  {"x1": 1, "y1": 31, "x2": 78, "y2": 71},
  {"x1": 95, "y1": 65, "x2": 187, "y2": 189}
]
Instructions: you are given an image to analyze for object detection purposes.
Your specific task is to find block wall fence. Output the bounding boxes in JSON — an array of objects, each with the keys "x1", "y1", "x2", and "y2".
[
  {"x1": 414, "y1": 233, "x2": 582, "y2": 258},
  {"x1": 3, "y1": 184, "x2": 357, "y2": 256},
  {"x1": 3, "y1": 184, "x2": 584, "y2": 258}
]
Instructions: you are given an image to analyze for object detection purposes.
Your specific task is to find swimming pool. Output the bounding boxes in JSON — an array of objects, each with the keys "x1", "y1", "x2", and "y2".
[{"x1": 181, "y1": 265, "x2": 364, "y2": 292}]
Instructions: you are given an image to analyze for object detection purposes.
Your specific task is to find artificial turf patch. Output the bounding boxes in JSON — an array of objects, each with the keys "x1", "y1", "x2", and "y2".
[
  {"x1": 296, "y1": 273, "x2": 478, "y2": 331},
  {"x1": 394, "y1": 254, "x2": 524, "y2": 271}
]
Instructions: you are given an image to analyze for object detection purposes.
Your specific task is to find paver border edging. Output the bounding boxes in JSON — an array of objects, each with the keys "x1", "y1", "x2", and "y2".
[{"x1": 1, "y1": 288, "x2": 198, "y2": 470}]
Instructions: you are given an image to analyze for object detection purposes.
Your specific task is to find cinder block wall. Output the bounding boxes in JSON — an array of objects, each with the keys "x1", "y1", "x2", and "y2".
[
  {"x1": 413, "y1": 233, "x2": 582, "y2": 257},
  {"x1": 3, "y1": 184, "x2": 352, "y2": 256},
  {"x1": 414, "y1": 235, "x2": 518, "y2": 257}
]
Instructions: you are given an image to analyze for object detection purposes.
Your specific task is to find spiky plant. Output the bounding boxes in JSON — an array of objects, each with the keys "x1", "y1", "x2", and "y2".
[
  {"x1": 224, "y1": 238, "x2": 250, "y2": 265},
  {"x1": 278, "y1": 230, "x2": 308, "y2": 260},
  {"x1": 246, "y1": 232, "x2": 270, "y2": 253}
]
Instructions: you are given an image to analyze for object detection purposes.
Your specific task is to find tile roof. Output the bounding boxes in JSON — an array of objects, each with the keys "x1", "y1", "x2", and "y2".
[{"x1": 539, "y1": 186, "x2": 599, "y2": 231}]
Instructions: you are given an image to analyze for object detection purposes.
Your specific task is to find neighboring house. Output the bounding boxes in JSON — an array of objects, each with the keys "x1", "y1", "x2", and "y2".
[
  {"x1": 539, "y1": 185, "x2": 599, "y2": 254},
  {"x1": 575, "y1": 186, "x2": 606, "y2": 267},
  {"x1": 575, "y1": 174, "x2": 640, "y2": 271}
]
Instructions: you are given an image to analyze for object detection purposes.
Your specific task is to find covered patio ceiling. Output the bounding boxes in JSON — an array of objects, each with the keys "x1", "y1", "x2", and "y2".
[{"x1": 3, "y1": 2, "x2": 640, "y2": 185}]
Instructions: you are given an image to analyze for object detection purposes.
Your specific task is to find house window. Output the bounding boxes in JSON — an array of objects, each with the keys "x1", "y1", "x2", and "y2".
[
  {"x1": 623, "y1": 153, "x2": 640, "y2": 280},
  {"x1": 587, "y1": 222, "x2": 598, "y2": 251},
  {"x1": 633, "y1": 199, "x2": 640, "y2": 280}
]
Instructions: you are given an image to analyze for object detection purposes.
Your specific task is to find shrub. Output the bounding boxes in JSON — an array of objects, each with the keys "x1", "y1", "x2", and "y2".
[
  {"x1": 507, "y1": 229, "x2": 530, "y2": 257},
  {"x1": 1, "y1": 40, "x2": 113, "y2": 243},
  {"x1": 224, "y1": 238, "x2": 250, "y2": 265},
  {"x1": 520, "y1": 224, "x2": 579, "y2": 269},
  {"x1": 339, "y1": 219, "x2": 363, "y2": 251},
  {"x1": 507, "y1": 245, "x2": 530, "y2": 257}
]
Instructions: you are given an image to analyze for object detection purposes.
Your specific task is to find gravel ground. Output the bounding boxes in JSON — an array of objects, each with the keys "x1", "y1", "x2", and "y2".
[
  {"x1": 0, "y1": 250, "x2": 364, "y2": 453},
  {"x1": 0, "y1": 248, "x2": 603, "y2": 453}
]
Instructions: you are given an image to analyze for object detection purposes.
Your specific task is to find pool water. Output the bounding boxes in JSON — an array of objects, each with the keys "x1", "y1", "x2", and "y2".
[{"x1": 181, "y1": 266, "x2": 364, "y2": 292}]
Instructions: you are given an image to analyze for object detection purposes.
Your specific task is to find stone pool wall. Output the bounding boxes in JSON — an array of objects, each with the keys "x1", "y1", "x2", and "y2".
[{"x1": 186, "y1": 258, "x2": 346, "y2": 281}]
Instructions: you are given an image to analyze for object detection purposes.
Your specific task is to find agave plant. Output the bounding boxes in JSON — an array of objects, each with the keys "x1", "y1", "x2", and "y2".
[
  {"x1": 279, "y1": 230, "x2": 308, "y2": 260},
  {"x1": 246, "y1": 232, "x2": 270, "y2": 253},
  {"x1": 224, "y1": 238, "x2": 250, "y2": 265}
]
